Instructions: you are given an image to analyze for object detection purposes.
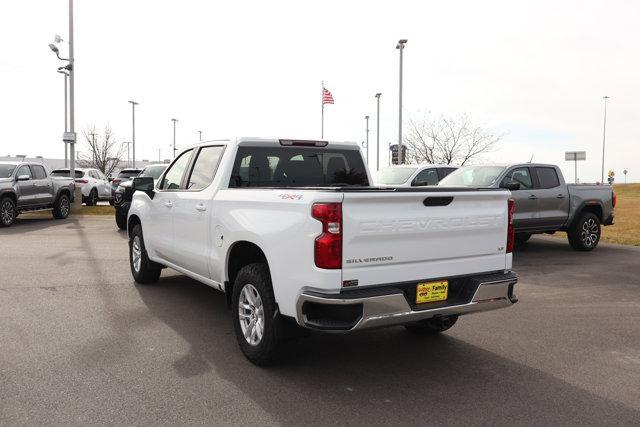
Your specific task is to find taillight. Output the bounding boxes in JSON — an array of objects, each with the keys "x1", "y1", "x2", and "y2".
[
  {"x1": 312, "y1": 202, "x2": 342, "y2": 269},
  {"x1": 506, "y1": 198, "x2": 515, "y2": 253},
  {"x1": 75, "y1": 179, "x2": 88, "y2": 184},
  {"x1": 112, "y1": 179, "x2": 121, "y2": 185},
  {"x1": 612, "y1": 191, "x2": 617, "y2": 208}
]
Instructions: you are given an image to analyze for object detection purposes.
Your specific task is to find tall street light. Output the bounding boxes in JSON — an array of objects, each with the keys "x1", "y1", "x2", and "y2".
[
  {"x1": 396, "y1": 39, "x2": 407, "y2": 164},
  {"x1": 375, "y1": 93, "x2": 381, "y2": 171},
  {"x1": 128, "y1": 100, "x2": 139, "y2": 168},
  {"x1": 198, "y1": 130, "x2": 203, "y2": 142},
  {"x1": 601, "y1": 96, "x2": 610, "y2": 183},
  {"x1": 57, "y1": 68, "x2": 69, "y2": 167},
  {"x1": 171, "y1": 118, "x2": 178, "y2": 157},
  {"x1": 122, "y1": 141, "x2": 132, "y2": 167},
  {"x1": 364, "y1": 115, "x2": 370, "y2": 164}
]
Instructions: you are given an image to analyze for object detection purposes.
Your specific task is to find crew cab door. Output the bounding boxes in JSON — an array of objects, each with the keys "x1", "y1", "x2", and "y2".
[
  {"x1": 30, "y1": 165, "x2": 54, "y2": 205},
  {"x1": 14, "y1": 165, "x2": 36, "y2": 207},
  {"x1": 533, "y1": 166, "x2": 569, "y2": 228},
  {"x1": 500, "y1": 166, "x2": 538, "y2": 230},
  {"x1": 171, "y1": 145, "x2": 225, "y2": 278},
  {"x1": 147, "y1": 149, "x2": 194, "y2": 262}
]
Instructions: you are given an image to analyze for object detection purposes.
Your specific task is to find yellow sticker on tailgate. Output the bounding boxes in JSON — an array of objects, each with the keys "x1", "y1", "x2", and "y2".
[{"x1": 416, "y1": 281, "x2": 448, "y2": 304}]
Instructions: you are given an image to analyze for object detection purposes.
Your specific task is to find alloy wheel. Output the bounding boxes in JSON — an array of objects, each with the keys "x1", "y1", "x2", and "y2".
[
  {"x1": 131, "y1": 235, "x2": 142, "y2": 272},
  {"x1": 580, "y1": 218, "x2": 599, "y2": 248},
  {"x1": 1, "y1": 200, "x2": 15, "y2": 225},
  {"x1": 238, "y1": 284, "x2": 265, "y2": 346}
]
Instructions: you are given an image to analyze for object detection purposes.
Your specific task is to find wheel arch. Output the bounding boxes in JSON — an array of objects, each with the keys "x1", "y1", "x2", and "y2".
[
  {"x1": 571, "y1": 201, "x2": 604, "y2": 227},
  {"x1": 1, "y1": 190, "x2": 17, "y2": 205},
  {"x1": 225, "y1": 240, "x2": 270, "y2": 309},
  {"x1": 127, "y1": 213, "x2": 141, "y2": 238}
]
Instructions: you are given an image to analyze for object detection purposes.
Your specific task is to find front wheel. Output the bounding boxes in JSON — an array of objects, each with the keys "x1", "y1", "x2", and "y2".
[
  {"x1": 404, "y1": 315, "x2": 458, "y2": 335},
  {"x1": 0, "y1": 197, "x2": 16, "y2": 227},
  {"x1": 232, "y1": 263, "x2": 281, "y2": 366},
  {"x1": 129, "y1": 224, "x2": 162, "y2": 283},
  {"x1": 52, "y1": 194, "x2": 71, "y2": 219},
  {"x1": 85, "y1": 189, "x2": 98, "y2": 206},
  {"x1": 567, "y1": 212, "x2": 601, "y2": 251}
]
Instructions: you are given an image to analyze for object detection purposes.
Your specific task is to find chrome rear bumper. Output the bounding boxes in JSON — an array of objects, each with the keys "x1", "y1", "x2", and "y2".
[{"x1": 296, "y1": 272, "x2": 518, "y2": 331}]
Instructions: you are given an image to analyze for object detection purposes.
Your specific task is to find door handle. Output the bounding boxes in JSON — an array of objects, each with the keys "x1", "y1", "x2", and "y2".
[
  {"x1": 556, "y1": 194, "x2": 565, "y2": 199},
  {"x1": 195, "y1": 203, "x2": 207, "y2": 212},
  {"x1": 528, "y1": 195, "x2": 537, "y2": 200},
  {"x1": 164, "y1": 201, "x2": 173, "y2": 208}
]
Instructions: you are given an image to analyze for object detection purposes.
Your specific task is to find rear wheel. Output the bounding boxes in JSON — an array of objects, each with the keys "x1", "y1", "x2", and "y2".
[
  {"x1": 85, "y1": 189, "x2": 98, "y2": 206},
  {"x1": 404, "y1": 315, "x2": 458, "y2": 335},
  {"x1": 567, "y1": 212, "x2": 601, "y2": 251},
  {"x1": 52, "y1": 194, "x2": 70, "y2": 219},
  {"x1": 115, "y1": 209, "x2": 127, "y2": 230},
  {"x1": 0, "y1": 197, "x2": 16, "y2": 227},
  {"x1": 232, "y1": 263, "x2": 281, "y2": 365},
  {"x1": 129, "y1": 224, "x2": 162, "y2": 283}
]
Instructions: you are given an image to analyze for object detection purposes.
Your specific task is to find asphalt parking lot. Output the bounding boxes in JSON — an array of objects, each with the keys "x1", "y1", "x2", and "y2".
[{"x1": 1, "y1": 215, "x2": 639, "y2": 425}]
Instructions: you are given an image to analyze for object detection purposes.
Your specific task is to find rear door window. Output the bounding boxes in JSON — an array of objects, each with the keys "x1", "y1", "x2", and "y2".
[
  {"x1": 186, "y1": 146, "x2": 225, "y2": 190},
  {"x1": 30, "y1": 165, "x2": 47, "y2": 179},
  {"x1": 501, "y1": 167, "x2": 533, "y2": 190},
  {"x1": 229, "y1": 146, "x2": 369, "y2": 188},
  {"x1": 535, "y1": 167, "x2": 560, "y2": 189},
  {"x1": 437, "y1": 168, "x2": 457, "y2": 180}
]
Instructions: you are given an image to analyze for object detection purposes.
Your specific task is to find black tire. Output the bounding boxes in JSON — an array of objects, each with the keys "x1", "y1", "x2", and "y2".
[
  {"x1": 85, "y1": 189, "x2": 98, "y2": 206},
  {"x1": 232, "y1": 263, "x2": 281, "y2": 366},
  {"x1": 404, "y1": 315, "x2": 458, "y2": 335},
  {"x1": 115, "y1": 209, "x2": 127, "y2": 230},
  {"x1": 109, "y1": 200, "x2": 115, "y2": 206},
  {"x1": 129, "y1": 224, "x2": 162, "y2": 284},
  {"x1": 0, "y1": 196, "x2": 17, "y2": 227},
  {"x1": 567, "y1": 212, "x2": 601, "y2": 251},
  {"x1": 515, "y1": 233, "x2": 532, "y2": 243},
  {"x1": 52, "y1": 193, "x2": 71, "y2": 219}
]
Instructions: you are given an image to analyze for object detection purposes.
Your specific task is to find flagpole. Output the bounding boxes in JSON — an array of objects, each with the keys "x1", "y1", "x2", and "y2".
[{"x1": 321, "y1": 80, "x2": 324, "y2": 139}]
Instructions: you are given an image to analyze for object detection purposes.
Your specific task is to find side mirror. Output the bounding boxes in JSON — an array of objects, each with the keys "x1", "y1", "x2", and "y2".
[
  {"x1": 17, "y1": 174, "x2": 30, "y2": 181},
  {"x1": 108, "y1": 177, "x2": 113, "y2": 183},
  {"x1": 502, "y1": 181, "x2": 520, "y2": 191},
  {"x1": 132, "y1": 176, "x2": 155, "y2": 198}
]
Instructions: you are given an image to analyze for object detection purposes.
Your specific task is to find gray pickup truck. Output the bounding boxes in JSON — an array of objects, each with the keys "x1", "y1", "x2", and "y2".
[
  {"x1": 0, "y1": 162, "x2": 75, "y2": 227},
  {"x1": 439, "y1": 163, "x2": 615, "y2": 251}
]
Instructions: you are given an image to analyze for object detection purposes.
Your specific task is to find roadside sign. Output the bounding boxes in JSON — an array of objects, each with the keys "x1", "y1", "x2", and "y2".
[
  {"x1": 565, "y1": 151, "x2": 586, "y2": 184},
  {"x1": 565, "y1": 151, "x2": 586, "y2": 161},
  {"x1": 62, "y1": 132, "x2": 76, "y2": 143},
  {"x1": 389, "y1": 144, "x2": 407, "y2": 165}
]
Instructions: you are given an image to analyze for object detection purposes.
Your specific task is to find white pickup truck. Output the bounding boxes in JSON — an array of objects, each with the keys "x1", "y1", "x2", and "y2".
[{"x1": 127, "y1": 138, "x2": 518, "y2": 365}]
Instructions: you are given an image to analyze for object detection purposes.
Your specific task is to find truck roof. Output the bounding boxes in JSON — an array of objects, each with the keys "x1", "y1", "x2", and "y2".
[{"x1": 184, "y1": 137, "x2": 362, "y2": 151}]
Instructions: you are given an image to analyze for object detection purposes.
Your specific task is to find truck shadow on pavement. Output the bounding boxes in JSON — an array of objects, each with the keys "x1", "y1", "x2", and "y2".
[{"x1": 135, "y1": 273, "x2": 640, "y2": 425}]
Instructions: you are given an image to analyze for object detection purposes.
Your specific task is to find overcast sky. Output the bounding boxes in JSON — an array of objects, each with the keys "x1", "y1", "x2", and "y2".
[{"x1": 1, "y1": 0, "x2": 638, "y2": 182}]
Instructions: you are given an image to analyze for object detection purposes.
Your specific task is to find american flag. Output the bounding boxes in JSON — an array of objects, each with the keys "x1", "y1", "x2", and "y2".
[{"x1": 322, "y1": 87, "x2": 334, "y2": 105}]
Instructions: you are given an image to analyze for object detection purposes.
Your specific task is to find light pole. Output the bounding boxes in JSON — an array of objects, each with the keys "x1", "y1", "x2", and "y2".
[
  {"x1": 375, "y1": 93, "x2": 381, "y2": 171},
  {"x1": 198, "y1": 130, "x2": 203, "y2": 142},
  {"x1": 128, "y1": 100, "x2": 138, "y2": 168},
  {"x1": 396, "y1": 39, "x2": 407, "y2": 164},
  {"x1": 122, "y1": 141, "x2": 132, "y2": 167},
  {"x1": 57, "y1": 68, "x2": 69, "y2": 167},
  {"x1": 171, "y1": 118, "x2": 178, "y2": 157},
  {"x1": 364, "y1": 115, "x2": 370, "y2": 164},
  {"x1": 157, "y1": 148, "x2": 161, "y2": 162},
  {"x1": 48, "y1": 1, "x2": 75, "y2": 184},
  {"x1": 601, "y1": 96, "x2": 610, "y2": 183}
]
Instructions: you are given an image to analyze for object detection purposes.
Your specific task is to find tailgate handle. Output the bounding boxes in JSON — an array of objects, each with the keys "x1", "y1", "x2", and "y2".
[{"x1": 423, "y1": 196, "x2": 453, "y2": 207}]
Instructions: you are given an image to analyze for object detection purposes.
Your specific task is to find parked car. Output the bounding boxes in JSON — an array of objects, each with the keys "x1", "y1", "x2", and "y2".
[
  {"x1": 438, "y1": 163, "x2": 615, "y2": 251},
  {"x1": 51, "y1": 167, "x2": 112, "y2": 206},
  {"x1": 126, "y1": 137, "x2": 518, "y2": 365},
  {"x1": 110, "y1": 168, "x2": 141, "y2": 192},
  {"x1": 113, "y1": 164, "x2": 167, "y2": 230},
  {"x1": 0, "y1": 162, "x2": 75, "y2": 227},
  {"x1": 374, "y1": 164, "x2": 457, "y2": 187}
]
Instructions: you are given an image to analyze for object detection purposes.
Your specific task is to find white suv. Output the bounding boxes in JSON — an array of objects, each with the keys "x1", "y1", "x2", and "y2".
[{"x1": 51, "y1": 168, "x2": 112, "y2": 205}]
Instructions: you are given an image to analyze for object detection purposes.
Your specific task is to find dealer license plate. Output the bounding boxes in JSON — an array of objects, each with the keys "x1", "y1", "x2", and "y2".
[{"x1": 416, "y1": 280, "x2": 448, "y2": 304}]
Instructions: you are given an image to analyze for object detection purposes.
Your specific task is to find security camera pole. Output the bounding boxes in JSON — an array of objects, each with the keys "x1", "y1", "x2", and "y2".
[
  {"x1": 396, "y1": 39, "x2": 407, "y2": 164},
  {"x1": 364, "y1": 115, "x2": 370, "y2": 164},
  {"x1": 56, "y1": 68, "x2": 69, "y2": 167},
  {"x1": 600, "y1": 96, "x2": 610, "y2": 183}
]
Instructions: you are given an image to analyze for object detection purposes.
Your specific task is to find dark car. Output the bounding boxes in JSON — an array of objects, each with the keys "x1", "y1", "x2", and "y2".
[
  {"x1": 109, "y1": 168, "x2": 141, "y2": 203},
  {"x1": 114, "y1": 164, "x2": 167, "y2": 229}
]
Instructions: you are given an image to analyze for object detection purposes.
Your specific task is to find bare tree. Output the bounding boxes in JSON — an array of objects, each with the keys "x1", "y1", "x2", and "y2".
[
  {"x1": 403, "y1": 113, "x2": 502, "y2": 166},
  {"x1": 78, "y1": 124, "x2": 126, "y2": 176}
]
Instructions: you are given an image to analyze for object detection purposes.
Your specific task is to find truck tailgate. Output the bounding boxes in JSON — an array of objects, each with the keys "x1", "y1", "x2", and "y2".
[{"x1": 341, "y1": 189, "x2": 511, "y2": 286}]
